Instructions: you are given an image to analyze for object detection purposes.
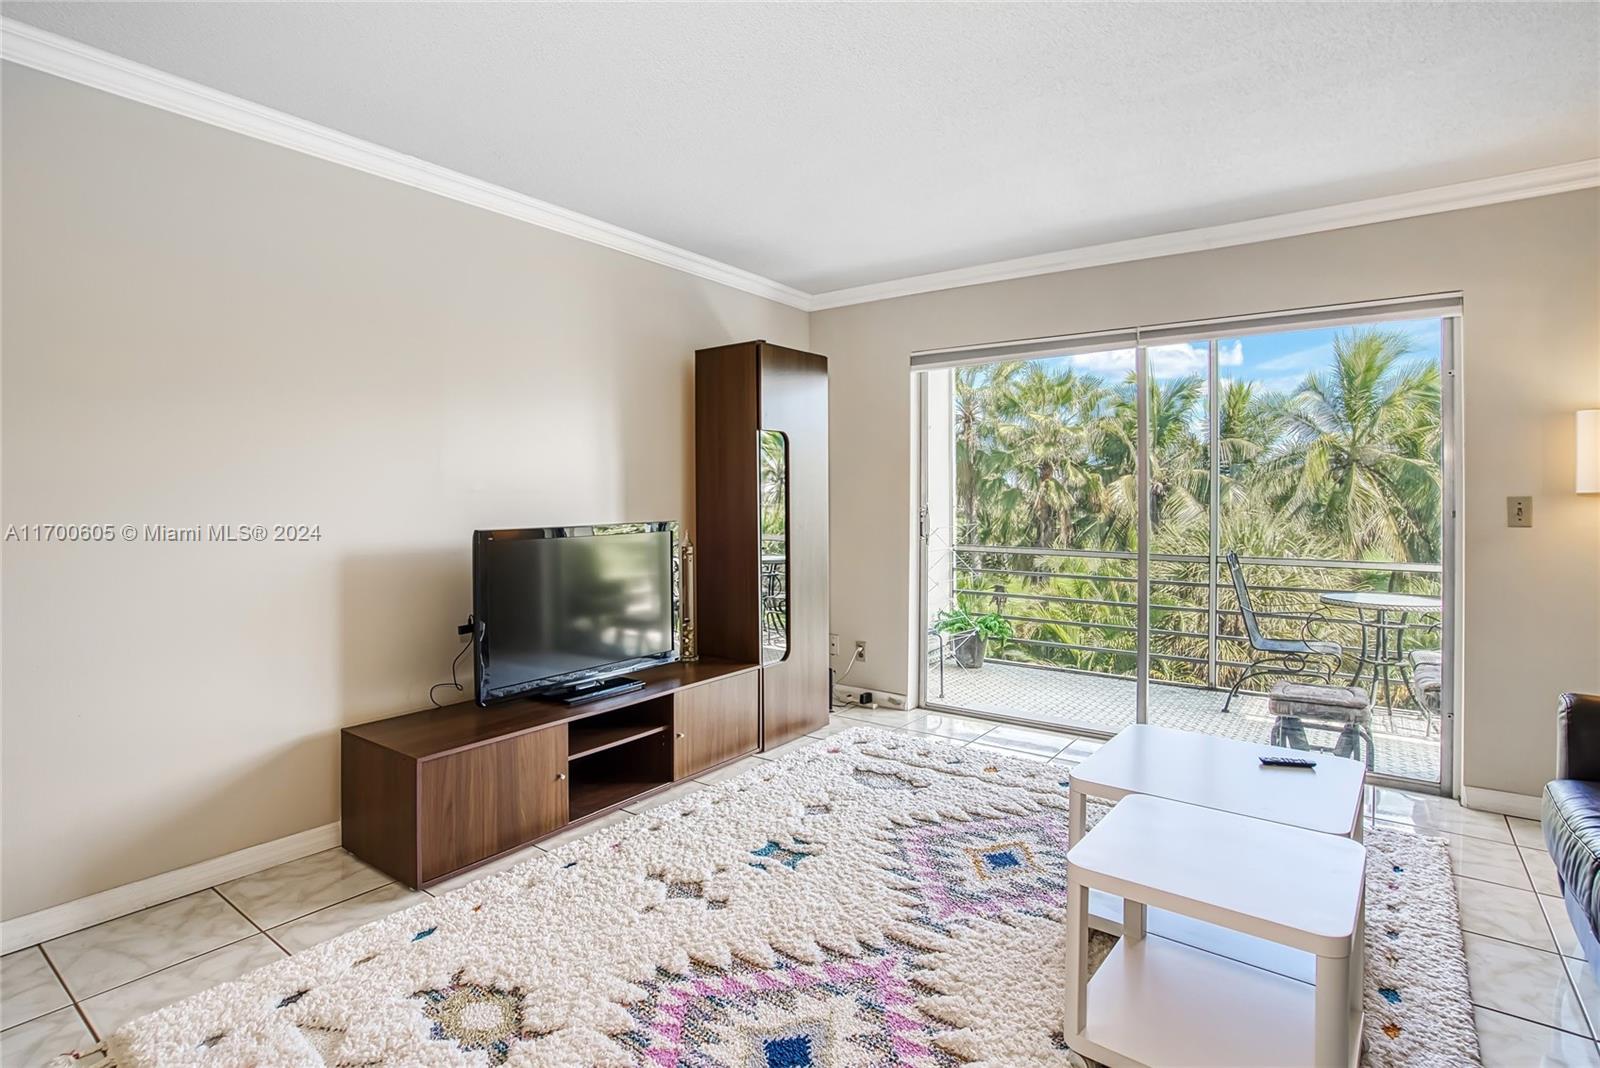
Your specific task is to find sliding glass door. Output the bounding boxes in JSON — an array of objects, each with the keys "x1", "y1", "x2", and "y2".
[
  {"x1": 918, "y1": 301, "x2": 1455, "y2": 790},
  {"x1": 925, "y1": 347, "x2": 1142, "y2": 731}
]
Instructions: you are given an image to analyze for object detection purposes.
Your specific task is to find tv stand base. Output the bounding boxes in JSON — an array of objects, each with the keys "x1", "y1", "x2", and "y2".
[
  {"x1": 546, "y1": 676, "x2": 645, "y2": 706},
  {"x1": 341, "y1": 659, "x2": 761, "y2": 889}
]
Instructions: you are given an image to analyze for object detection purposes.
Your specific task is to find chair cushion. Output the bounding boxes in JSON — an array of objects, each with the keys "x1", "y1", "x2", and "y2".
[
  {"x1": 1407, "y1": 651, "x2": 1442, "y2": 712},
  {"x1": 1545, "y1": 780, "x2": 1600, "y2": 943},
  {"x1": 1267, "y1": 682, "x2": 1371, "y2": 723}
]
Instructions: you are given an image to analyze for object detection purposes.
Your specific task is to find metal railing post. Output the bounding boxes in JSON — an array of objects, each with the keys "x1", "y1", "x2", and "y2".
[
  {"x1": 1135, "y1": 342, "x2": 1150, "y2": 723},
  {"x1": 1207, "y1": 338, "x2": 1221, "y2": 690}
]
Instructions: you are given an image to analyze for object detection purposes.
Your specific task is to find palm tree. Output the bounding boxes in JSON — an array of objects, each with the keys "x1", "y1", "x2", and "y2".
[
  {"x1": 1267, "y1": 328, "x2": 1441, "y2": 562},
  {"x1": 954, "y1": 362, "x2": 1024, "y2": 545},
  {"x1": 1215, "y1": 380, "x2": 1282, "y2": 476},
  {"x1": 987, "y1": 363, "x2": 1107, "y2": 550},
  {"x1": 1092, "y1": 373, "x2": 1209, "y2": 552}
]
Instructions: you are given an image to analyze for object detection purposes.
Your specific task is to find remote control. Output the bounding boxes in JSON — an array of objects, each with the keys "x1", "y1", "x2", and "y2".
[{"x1": 1259, "y1": 755, "x2": 1317, "y2": 769}]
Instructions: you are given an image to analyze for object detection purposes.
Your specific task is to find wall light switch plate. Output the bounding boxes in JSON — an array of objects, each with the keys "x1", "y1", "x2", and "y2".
[{"x1": 1507, "y1": 496, "x2": 1533, "y2": 528}]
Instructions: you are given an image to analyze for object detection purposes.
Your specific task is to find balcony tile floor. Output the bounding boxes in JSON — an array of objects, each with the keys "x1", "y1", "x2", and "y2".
[
  {"x1": 935, "y1": 659, "x2": 1441, "y2": 782},
  {"x1": 0, "y1": 710, "x2": 1574, "y2": 1066}
]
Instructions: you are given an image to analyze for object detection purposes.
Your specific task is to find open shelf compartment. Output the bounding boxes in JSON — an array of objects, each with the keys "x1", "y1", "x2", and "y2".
[
  {"x1": 566, "y1": 714, "x2": 673, "y2": 822},
  {"x1": 567, "y1": 696, "x2": 672, "y2": 760},
  {"x1": 569, "y1": 722, "x2": 667, "y2": 761},
  {"x1": 1072, "y1": 935, "x2": 1344, "y2": 1068}
]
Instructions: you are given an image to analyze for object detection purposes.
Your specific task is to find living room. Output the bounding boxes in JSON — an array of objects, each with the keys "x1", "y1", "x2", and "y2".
[{"x1": 1, "y1": 4, "x2": 1598, "y2": 1067}]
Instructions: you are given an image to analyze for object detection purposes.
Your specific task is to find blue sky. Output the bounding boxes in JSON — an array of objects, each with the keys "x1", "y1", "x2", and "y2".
[
  {"x1": 1052, "y1": 316, "x2": 1442, "y2": 395},
  {"x1": 1226, "y1": 318, "x2": 1442, "y2": 394}
]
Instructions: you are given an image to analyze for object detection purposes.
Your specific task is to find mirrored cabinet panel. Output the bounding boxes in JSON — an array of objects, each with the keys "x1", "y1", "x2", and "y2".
[
  {"x1": 759, "y1": 429, "x2": 789, "y2": 664},
  {"x1": 696, "y1": 340, "x2": 828, "y2": 749}
]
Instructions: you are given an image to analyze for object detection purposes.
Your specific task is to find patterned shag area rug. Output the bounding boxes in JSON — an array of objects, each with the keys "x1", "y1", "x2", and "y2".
[{"x1": 86, "y1": 727, "x2": 1478, "y2": 1067}]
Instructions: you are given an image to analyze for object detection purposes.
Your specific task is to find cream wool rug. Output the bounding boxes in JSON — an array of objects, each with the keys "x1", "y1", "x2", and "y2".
[{"x1": 82, "y1": 727, "x2": 1477, "y2": 1067}]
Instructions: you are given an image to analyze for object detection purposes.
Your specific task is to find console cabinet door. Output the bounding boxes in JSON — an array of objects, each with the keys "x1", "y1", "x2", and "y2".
[
  {"x1": 418, "y1": 727, "x2": 568, "y2": 884},
  {"x1": 673, "y1": 672, "x2": 759, "y2": 780}
]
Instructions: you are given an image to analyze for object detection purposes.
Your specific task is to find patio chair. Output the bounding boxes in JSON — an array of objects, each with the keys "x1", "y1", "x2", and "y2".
[
  {"x1": 1222, "y1": 551, "x2": 1343, "y2": 712},
  {"x1": 1408, "y1": 649, "x2": 1442, "y2": 738},
  {"x1": 1266, "y1": 681, "x2": 1375, "y2": 770}
]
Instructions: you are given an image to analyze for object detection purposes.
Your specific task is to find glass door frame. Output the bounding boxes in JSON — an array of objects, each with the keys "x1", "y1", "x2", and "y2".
[{"x1": 915, "y1": 300, "x2": 1459, "y2": 797}]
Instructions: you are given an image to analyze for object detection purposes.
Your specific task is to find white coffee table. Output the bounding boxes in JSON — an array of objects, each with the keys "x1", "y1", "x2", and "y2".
[
  {"x1": 1068, "y1": 724, "x2": 1367, "y2": 847},
  {"x1": 1065, "y1": 795, "x2": 1366, "y2": 1068},
  {"x1": 1067, "y1": 724, "x2": 1367, "y2": 978}
]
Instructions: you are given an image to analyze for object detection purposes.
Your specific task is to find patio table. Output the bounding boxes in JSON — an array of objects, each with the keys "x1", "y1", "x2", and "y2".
[{"x1": 1316, "y1": 591, "x2": 1440, "y2": 715}]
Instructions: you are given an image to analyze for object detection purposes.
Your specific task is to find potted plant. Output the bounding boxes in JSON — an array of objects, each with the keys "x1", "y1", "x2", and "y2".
[
  {"x1": 934, "y1": 607, "x2": 1014, "y2": 669},
  {"x1": 973, "y1": 610, "x2": 1014, "y2": 660},
  {"x1": 934, "y1": 608, "x2": 983, "y2": 669}
]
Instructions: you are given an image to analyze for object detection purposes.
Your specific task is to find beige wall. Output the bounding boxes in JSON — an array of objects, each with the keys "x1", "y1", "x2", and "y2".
[
  {"x1": 814, "y1": 189, "x2": 1600, "y2": 801},
  {"x1": 4, "y1": 61, "x2": 1598, "y2": 921},
  {"x1": 0, "y1": 66, "x2": 808, "y2": 918}
]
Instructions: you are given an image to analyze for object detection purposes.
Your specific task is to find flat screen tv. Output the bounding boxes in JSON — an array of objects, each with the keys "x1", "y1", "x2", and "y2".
[{"x1": 472, "y1": 523, "x2": 679, "y2": 705}]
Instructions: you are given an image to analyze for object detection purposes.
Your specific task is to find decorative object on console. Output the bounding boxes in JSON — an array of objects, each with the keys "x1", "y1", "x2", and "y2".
[
  {"x1": 96, "y1": 729, "x2": 1474, "y2": 1068},
  {"x1": 695, "y1": 340, "x2": 830, "y2": 750},
  {"x1": 680, "y1": 539, "x2": 698, "y2": 661}
]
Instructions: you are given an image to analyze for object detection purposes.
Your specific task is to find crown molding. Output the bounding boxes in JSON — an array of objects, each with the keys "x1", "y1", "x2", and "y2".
[
  {"x1": 5, "y1": 17, "x2": 1596, "y2": 317},
  {"x1": 0, "y1": 17, "x2": 814, "y2": 311},
  {"x1": 808, "y1": 159, "x2": 1600, "y2": 311}
]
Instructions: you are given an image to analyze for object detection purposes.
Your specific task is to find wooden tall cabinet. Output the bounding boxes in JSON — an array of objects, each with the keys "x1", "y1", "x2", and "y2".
[{"x1": 695, "y1": 341, "x2": 830, "y2": 749}]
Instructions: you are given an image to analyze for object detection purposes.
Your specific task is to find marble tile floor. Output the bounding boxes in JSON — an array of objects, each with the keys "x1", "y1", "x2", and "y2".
[{"x1": 0, "y1": 709, "x2": 1588, "y2": 1066}]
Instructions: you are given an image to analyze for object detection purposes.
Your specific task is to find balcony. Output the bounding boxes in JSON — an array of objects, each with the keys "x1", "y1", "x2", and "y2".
[{"x1": 929, "y1": 545, "x2": 1442, "y2": 782}]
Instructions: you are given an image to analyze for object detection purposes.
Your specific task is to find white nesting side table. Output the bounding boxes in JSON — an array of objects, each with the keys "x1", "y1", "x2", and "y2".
[
  {"x1": 1065, "y1": 795, "x2": 1366, "y2": 1068},
  {"x1": 1067, "y1": 724, "x2": 1368, "y2": 850},
  {"x1": 1067, "y1": 723, "x2": 1367, "y2": 980}
]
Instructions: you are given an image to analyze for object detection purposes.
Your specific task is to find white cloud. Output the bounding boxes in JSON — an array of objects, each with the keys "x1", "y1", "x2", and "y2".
[
  {"x1": 1066, "y1": 348, "x2": 1136, "y2": 377},
  {"x1": 1067, "y1": 340, "x2": 1239, "y2": 381},
  {"x1": 1148, "y1": 343, "x2": 1207, "y2": 379}
]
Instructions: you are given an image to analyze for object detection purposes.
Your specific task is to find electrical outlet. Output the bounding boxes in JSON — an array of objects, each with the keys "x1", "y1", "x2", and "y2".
[
  {"x1": 829, "y1": 633, "x2": 839, "y2": 656},
  {"x1": 855, "y1": 640, "x2": 867, "y2": 661},
  {"x1": 1507, "y1": 496, "x2": 1533, "y2": 528}
]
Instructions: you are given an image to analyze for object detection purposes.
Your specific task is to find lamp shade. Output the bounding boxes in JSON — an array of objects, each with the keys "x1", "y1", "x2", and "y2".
[{"x1": 1581, "y1": 410, "x2": 1600, "y2": 494}]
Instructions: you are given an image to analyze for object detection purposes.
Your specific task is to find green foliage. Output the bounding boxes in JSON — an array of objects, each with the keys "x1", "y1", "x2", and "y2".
[
  {"x1": 758, "y1": 431, "x2": 787, "y2": 537},
  {"x1": 948, "y1": 326, "x2": 1443, "y2": 689},
  {"x1": 933, "y1": 607, "x2": 1014, "y2": 642}
]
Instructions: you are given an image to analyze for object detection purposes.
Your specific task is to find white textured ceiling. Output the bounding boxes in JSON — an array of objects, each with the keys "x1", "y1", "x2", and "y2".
[{"x1": 5, "y1": 2, "x2": 1598, "y2": 294}]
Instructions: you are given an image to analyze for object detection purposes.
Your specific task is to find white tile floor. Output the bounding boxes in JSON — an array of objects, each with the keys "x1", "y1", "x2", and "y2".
[
  {"x1": 0, "y1": 709, "x2": 1589, "y2": 1066},
  {"x1": 938, "y1": 660, "x2": 1443, "y2": 782}
]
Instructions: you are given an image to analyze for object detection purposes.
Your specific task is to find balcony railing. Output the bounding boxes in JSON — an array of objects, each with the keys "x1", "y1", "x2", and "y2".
[{"x1": 943, "y1": 544, "x2": 1441, "y2": 710}]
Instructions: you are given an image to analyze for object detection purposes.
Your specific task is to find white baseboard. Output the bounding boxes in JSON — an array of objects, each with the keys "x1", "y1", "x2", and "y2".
[
  {"x1": 1461, "y1": 786, "x2": 1544, "y2": 821},
  {"x1": 0, "y1": 821, "x2": 342, "y2": 954},
  {"x1": 832, "y1": 684, "x2": 911, "y2": 711}
]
